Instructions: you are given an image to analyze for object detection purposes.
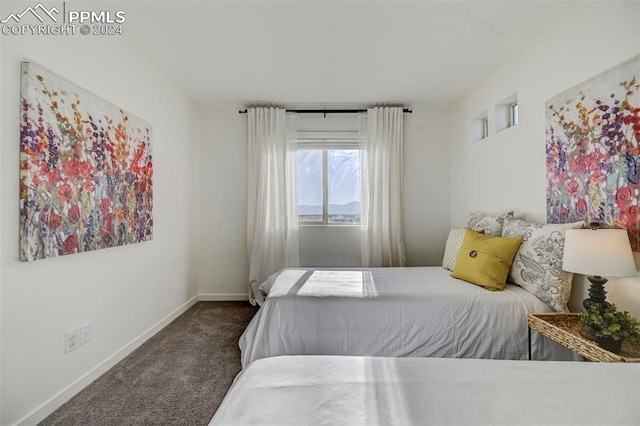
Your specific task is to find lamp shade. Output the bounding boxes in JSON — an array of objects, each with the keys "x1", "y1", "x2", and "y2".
[{"x1": 562, "y1": 229, "x2": 637, "y2": 277}]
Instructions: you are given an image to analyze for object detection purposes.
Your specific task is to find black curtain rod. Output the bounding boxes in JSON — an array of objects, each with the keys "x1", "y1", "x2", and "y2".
[{"x1": 239, "y1": 108, "x2": 412, "y2": 115}]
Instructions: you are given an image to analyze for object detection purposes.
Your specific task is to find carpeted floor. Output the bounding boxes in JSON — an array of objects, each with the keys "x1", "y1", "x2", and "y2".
[{"x1": 40, "y1": 301, "x2": 258, "y2": 426}]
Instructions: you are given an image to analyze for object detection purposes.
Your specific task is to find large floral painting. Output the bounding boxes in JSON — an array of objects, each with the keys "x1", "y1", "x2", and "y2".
[
  {"x1": 546, "y1": 56, "x2": 639, "y2": 251},
  {"x1": 20, "y1": 62, "x2": 153, "y2": 261}
]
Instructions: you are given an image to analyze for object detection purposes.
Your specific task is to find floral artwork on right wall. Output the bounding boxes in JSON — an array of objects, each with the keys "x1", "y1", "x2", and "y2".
[{"x1": 546, "y1": 55, "x2": 639, "y2": 251}]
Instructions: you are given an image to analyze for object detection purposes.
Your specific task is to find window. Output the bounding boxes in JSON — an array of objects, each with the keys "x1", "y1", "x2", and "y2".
[
  {"x1": 298, "y1": 148, "x2": 361, "y2": 224},
  {"x1": 472, "y1": 110, "x2": 489, "y2": 143},
  {"x1": 495, "y1": 93, "x2": 518, "y2": 133},
  {"x1": 327, "y1": 149, "x2": 360, "y2": 223}
]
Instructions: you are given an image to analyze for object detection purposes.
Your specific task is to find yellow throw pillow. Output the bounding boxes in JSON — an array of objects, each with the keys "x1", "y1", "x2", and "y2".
[{"x1": 451, "y1": 229, "x2": 524, "y2": 291}]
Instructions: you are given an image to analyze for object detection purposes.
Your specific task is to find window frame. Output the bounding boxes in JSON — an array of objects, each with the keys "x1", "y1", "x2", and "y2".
[
  {"x1": 481, "y1": 117, "x2": 489, "y2": 139},
  {"x1": 509, "y1": 101, "x2": 519, "y2": 127},
  {"x1": 320, "y1": 149, "x2": 329, "y2": 224}
]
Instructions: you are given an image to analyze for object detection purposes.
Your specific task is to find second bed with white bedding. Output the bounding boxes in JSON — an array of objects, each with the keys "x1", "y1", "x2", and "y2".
[
  {"x1": 211, "y1": 356, "x2": 640, "y2": 426},
  {"x1": 240, "y1": 267, "x2": 571, "y2": 367}
]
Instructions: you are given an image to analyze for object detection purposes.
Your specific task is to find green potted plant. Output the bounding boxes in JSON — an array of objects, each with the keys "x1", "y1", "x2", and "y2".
[{"x1": 580, "y1": 304, "x2": 640, "y2": 353}]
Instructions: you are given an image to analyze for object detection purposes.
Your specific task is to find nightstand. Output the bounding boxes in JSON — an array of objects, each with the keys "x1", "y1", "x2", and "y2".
[{"x1": 527, "y1": 313, "x2": 640, "y2": 362}]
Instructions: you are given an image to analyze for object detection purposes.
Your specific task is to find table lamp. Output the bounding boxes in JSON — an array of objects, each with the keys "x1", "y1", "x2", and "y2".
[{"x1": 562, "y1": 225, "x2": 637, "y2": 310}]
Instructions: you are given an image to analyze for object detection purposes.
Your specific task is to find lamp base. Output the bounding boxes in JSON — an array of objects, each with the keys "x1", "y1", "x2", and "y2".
[{"x1": 582, "y1": 275, "x2": 610, "y2": 311}]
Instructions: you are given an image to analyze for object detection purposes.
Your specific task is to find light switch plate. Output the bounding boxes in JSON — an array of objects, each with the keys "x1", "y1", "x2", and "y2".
[{"x1": 65, "y1": 327, "x2": 80, "y2": 353}]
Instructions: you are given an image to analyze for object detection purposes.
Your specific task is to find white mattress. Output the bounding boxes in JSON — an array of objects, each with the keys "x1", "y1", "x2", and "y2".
[
  {"x1": 210, "y1": 355, "x2": 640, "y2": 426},
  {"x1": 240, "y1": 267, "x2": 573, "y2": 367}
]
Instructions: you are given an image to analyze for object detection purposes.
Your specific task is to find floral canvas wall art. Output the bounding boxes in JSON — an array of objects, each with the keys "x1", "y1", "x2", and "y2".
[
  {"x1": 546, "y1": 56, "x2": 640, "y2": 251},
  {"x1": 20, "y1": 62, "x2": 153, "y2": 261}
]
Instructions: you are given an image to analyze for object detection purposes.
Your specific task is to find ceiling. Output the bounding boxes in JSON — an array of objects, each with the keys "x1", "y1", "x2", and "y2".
[{"x1": 121, "y1": 1, "x2": 580, "y2": 107}]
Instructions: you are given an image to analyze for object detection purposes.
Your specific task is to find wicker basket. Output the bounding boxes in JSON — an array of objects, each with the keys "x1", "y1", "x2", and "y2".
[{"x1": 528, "y1": 313, "x2": 640, "y2": 363}]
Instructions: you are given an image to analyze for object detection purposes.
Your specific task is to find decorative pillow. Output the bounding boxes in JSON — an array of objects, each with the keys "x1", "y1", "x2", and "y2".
[
  {"x1": 442, "y1": 228, "x2": 466, "y2": 271},
  {"x1": 451, "y1": 229, "x2": 524, "y2": 291},
  {"x1": 467, "y1": 211, "x2": 514, "y2": 236},
  {"x1": 501, "y1": 216, "x2": 585, "y2": 312}
]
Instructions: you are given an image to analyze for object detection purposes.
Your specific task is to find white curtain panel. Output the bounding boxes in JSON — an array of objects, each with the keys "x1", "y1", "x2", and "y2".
[
  {"x1": 247, "y1": 108, "x2": 299, "y2": 305},
  {"x1": 360, "y1": 107, "x2": 406, "y2": 267}
]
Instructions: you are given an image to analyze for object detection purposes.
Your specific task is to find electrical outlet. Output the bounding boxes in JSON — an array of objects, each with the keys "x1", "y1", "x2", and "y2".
[
  {"x1": 80, "y1": 323, "x2": 92, "y2": 345},
  {"x1": 65, "y1": 327, "x2": 80, "y2": 353}
]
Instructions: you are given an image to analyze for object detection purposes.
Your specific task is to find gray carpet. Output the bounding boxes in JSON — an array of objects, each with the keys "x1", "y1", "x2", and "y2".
[{"x1": 40, "y1": 301, "x2": 258, "y2": 426}]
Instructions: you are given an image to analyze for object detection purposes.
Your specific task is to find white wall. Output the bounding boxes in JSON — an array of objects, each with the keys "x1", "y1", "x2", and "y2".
[
  {"x1": 198, "y1": 107, "x2": 249, "y2": 300},
  {"x1": 403, "y1": 106, "x2": 451, "y2": 266},
  {"x1": 0, "y1": 35, "x2": 199, "y2": 425},
  {"x1": 449, "y1": 2, "x2": 640, "y2": 316},
  {"x1": 299, "y1": 226, "x2": 362, "y2": 267},
  {"x1": 198, "y1": 105, "x2": 451, "y2": 297}
]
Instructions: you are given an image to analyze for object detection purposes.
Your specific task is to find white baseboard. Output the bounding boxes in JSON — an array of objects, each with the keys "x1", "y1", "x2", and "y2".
[
  {"x1": 15, "y1": 295, "x2": 199, "y2": 426},
  {"x1": 199, "y1": 293, "x2": 249, "y2": 301}
]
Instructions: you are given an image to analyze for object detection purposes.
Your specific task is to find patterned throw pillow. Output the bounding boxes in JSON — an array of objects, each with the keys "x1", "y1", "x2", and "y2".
[
  {"x1": 442, "y1": 228, "x2": 466, "y2": 271},
  {"x1": 467, "y1": 211, "x2": 514, "y2": 236},
  {"x1": 501, "y1": 216, "x2": 584, "y2": 312}
]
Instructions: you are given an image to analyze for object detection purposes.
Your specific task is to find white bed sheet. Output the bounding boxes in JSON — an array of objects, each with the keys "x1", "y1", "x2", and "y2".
[
  {"x1": 240, "y1": 267, "x2": 572, "y2": 367},
  {"x1": 210, "y1": 355, "x2": 640, "y2": 426}
]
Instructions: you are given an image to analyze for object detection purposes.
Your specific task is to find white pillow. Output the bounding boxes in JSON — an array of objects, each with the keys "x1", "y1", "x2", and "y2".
[
  {"x1": 467, "y1": 211, "x2": 514, "y2": 236},
  {"x1": 442, "y1": 228, "x2": 466, "y2": 271},
  {"x1": 502, "y1": 216, "x2": 584, "y2": 312}
]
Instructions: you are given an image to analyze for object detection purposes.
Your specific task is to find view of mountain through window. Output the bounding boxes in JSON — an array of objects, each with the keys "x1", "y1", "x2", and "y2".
[{"x1": 298, "y1": 149, "x2": 361, "y2": 224}]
